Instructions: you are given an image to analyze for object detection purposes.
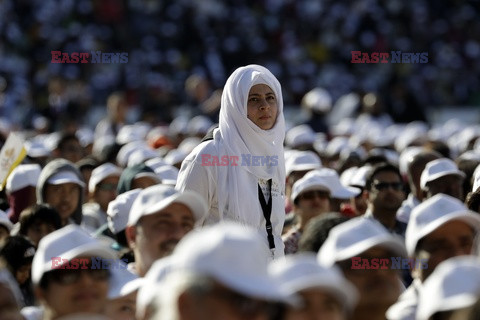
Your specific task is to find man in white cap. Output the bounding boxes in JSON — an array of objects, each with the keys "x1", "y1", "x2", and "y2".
[
  {"x1": 318, "y1": 218, "x2": 406, "y2": 320},
  {"x1": 149, "y1": 222, "x2": 295, "y2": 320},
  {"x1": 269, "y1": 253, "x2": 357, "y2": 320},
  {"x1": 386, "y1": 194, "x2": 480, "y2": 320},
  {"x1": 416, "y1": 256, "x2": 480, "y2": 320},
  {"x1": 396, "y1": 150, "x2": 441, "y2": 224},
  {"x1": 283, "y1": 174, "x2": 332, "y2": 254},
  {"x1": 125, "y1": 184, "x2": 207, "y2": 276},
  {"x1": 104, "y1": 266, "x2": 142, "y2": 320},
  {"x1": 363, "y1": 162, "x2": 407, "y2": 236},
  {"x1": 82, "y1": 163, "x2": 122, "y2": 233},
  {"x1": 420, "y1": 158, "x2": 465, "y2": 201},
  {"x1": 26, "y1": 225, "x2": 117, "y2": 319},
  {"x1": 304, "y1": 168, "x2": 361, "y2": 214},
  {"x1": 36, "y1": 159, "x2": 85, "y2": 226}
]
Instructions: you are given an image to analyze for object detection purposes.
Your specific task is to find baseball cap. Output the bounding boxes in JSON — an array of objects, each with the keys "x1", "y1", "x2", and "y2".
[
  {"x1": 128, "y1": 185, "x2": 207, "y2": 226},
  {"x1": 164, "y1": 149, "x2": 188, "y2": 166},
  {"x1": 6, "y1": 164, "x2": 42, "y2": 194},
  {"x1": 0, "y1": 209, "x2": 13, "y2": 232},
  {"x1": 285, "y1": 125, "x2": 316, "y2": 149},
  {"x1": 170, "y1": 222, "x2": 297, "y2": 304},
  {"x1": 417, "y1": 256, "x2": 480, "y2": 320},
  {"x1": 269, "y1": 253, "x2": 358, "y2": 311},
  {"x1": 24, "y1": 139, "x2": 51, "y2": 158},
  {"x1": 88, "y1": 163, "x2": 122, "y2": 193},
  {"x1": 136, "y1": 257, "x2": 174, "y2": 319},
  {"x1": 154, "y1": 165, "x2": 179, "y2": 186},
  {"x1": 47, "y1": 171, "x2": 85, "y2": 187},
  {"x1": 291, "y1": 174, "x2": 331, "y2": 202},
  {"x1": 31, "y1": 225, "x2": 117, "y2": 285},
  {"x1": 420, "y1": 158, "x2": 466, "y2": 189},
  {"x1": 107, "y1": 188, "x2": 141, "y2": 234},
  {"x1": 405, "y1": 194, "x2": 480, "y2": 256},
  {"x1": 301, "y1": 87, "x2": 332, "y2": 113},
  {"x1": 127, "y1": 148, "x2": 159, "y2": 168},
  {"x1": 318, "y1": 218, "x2": 407, "y2": 267},
  {"x1": 304, "y1": 168, "x2": 361, "y2": 199},
  {"x1": 108, "y1": 266, "x2": 143, "y2": 300},
  {"x1": 285, "y1": 150, "x2": 322, "y2": 176}
]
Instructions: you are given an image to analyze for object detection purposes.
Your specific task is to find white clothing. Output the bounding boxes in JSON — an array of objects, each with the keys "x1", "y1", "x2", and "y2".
[
  {"x1": 396, "y1": 193, "x2": 420, "y2": 224},
  {"x1": 386, "y1": 279, "x2": 421, "y2": 320},
  {"x1": 81, "y1": 202, "x2": 108, "y2": 232}
]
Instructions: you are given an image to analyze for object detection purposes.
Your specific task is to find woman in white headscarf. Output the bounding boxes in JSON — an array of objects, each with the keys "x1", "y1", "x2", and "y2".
[{"x1": 176, "y1": 65, "x2": 286, "y2": 260}]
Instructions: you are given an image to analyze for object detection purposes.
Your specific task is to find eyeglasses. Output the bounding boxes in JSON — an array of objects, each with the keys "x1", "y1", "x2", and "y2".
[
  {"x1": 371, "y1": 182, "x2": 403, "y2": 192},
  {"x1": 300, "y1": 190, "x2": 330, "y2": 200},
  {"x1": 47, "y1": 267, "x2": 110, "y2": 285}
]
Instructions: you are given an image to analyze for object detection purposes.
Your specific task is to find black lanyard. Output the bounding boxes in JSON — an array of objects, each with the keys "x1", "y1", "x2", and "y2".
[{"x1": 258, "y1": 179, "x2": 275, "y2": 258}]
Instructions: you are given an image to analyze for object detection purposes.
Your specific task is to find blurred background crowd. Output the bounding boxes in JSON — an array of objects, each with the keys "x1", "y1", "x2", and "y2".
[{"x1": 1, "y1": 0, "x2": 480, "y2": 135}]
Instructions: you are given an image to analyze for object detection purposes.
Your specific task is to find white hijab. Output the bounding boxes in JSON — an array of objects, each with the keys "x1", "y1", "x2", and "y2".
[{"x1": 213, "y1": 64, "x2": 286, "y2": 223}]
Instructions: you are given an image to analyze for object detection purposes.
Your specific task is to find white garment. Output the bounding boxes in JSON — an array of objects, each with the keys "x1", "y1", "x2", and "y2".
[
  {"x1": 177, "y1": 65, "x2": 286, "y2": 260},
  {"x1": 396, "y1": 193, "x2": 420, "y2": 224},
  {"x1": 81, "y1": 202, "x2": 108, "y2": 232},
  {"x1": 386, "y1": 279, "x2": 421, "y2": 320},
  {"x1": 21, "y1": 306, "x2": 43, "y2": 320}
]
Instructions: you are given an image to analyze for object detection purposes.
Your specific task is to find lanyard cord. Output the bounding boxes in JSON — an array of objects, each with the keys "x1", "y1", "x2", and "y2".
[{"x1": 258, "y1": 179, "x2": 275, "y2": 257}]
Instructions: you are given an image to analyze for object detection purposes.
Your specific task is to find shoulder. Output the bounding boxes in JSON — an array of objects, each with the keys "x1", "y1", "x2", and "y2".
[{"x1": 184, "y1": 140, "x2": 221, "y2": 163}]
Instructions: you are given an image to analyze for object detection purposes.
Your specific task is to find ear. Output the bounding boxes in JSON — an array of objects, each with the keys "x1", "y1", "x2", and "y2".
[
  {"x1": 177, "y1": 291, "x2": 197, "y2": 320},
  {"x1": 124, "y1": 225, "x2": 137, "y2": 250}
]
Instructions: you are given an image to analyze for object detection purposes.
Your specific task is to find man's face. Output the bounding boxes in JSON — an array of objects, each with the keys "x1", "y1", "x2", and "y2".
[
  {"x1": 339, "y1": 246, "x2": 401, "y2": 310},
  {"x1": 424, "y1": 175, "x2": 464, "y2": 201},
  {"x1": 104, "y1": 291, "x2": 136, "y2": 320},
  {"x1": 285, "y1": 289, "x2": 345, "y2": 320},
  {"x1": 294, "y1": 189, "x2": 330, "y2": 223},
  {"x1": 368, "y1": 171, "x2": 405, "y2": 213},
  {"x1": 126, "y1": 202, "x2": 195, "y2": 276},
  {"x1": 93, "y1": 176, "x2": 119, "y2": 212},
  {"x1": 180, "y1": 281, "x2": 273, "y2": 320},
  {"x1": 131, "y1": 176, "x2": 158, "y2": 190},
  {"x1": 59, "y1": 139, "x2": 84, "y2": 163},
  {"x1": 414, "y1": 220, "x2": 475, "y2": 282},
  {"x1": 36, "y1": 258, "x2": 109, "y2": 318},
  {"x1": 44, "y1": 183, "x2": 80, "y2": 224},
  {"x1": 26, "y1": 222, "x2": 57, "y2": 248}
]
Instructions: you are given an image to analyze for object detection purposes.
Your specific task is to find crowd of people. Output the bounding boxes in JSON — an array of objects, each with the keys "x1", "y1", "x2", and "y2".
[{"x1": 0, "y1": 61, "x2": 478, "y2": 319}]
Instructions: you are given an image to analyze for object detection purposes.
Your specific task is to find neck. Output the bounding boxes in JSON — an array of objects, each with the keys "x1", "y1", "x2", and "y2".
[
  {"x1": 371, "y1": 207, "x2": 397, "y2": 230},
  {"x1": 352, "y1": 306, "x2": 387, "y2": 320}
]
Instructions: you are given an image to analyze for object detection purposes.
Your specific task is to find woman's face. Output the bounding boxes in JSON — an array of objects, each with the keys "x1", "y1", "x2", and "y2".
[{"x1": 247, "y1": 84, "x2": 278, "y2": 130}]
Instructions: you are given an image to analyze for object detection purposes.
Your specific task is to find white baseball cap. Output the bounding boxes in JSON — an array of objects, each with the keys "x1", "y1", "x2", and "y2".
[
  {"x1": 472, "y1": 164, "x2": 480, "y2": 192},
  {"x1": 116, "y1": 142, "x2": 149, "y2": 168},
  {"x1": 301, "y1": 87, "x2": 332, "y2": 113},
  {"x1": 47, "y1": 171, "x2": 85, "y2": 187},
  {"x1": 154, "y1": 165, "x2": 179, "y2": 186},
  {"x1": 107, "y1": 188, "x2": 141, "y2": 234},
  {"x1": 24, "y1": 139, "x2": 51, "y2": 158},
  {"x1": 88, "y1": 163, "x2": 122, "y2": 193},
  {"x1": 304, "y1": 168, "x2": 361, "y2": 199},
  {"x1": 318, "y1": 217, "x2": 407, "y2": 267},
  {"x1": 6, "y1": 164, "x2": 41, "y2": 194},
  {"x1": 170, "y1": 222, "x2": 297, "y2": 304},
  {"x1": 127, "y1": 148, "x2": 159, "y2": 168},
  {"x1": 136, "y1": 257, "x2": 174, "y2": 319},
  {"x1": 0, "y1": 209, "x2": 13, "y2": 231},
  {"x1": 405, "y1": 194, "x2": 480, "y2": 256},
  {"x1": 164, "y1": 149, "x2": 188, "y2": 166},
  {"x1": 349, "y1": 165, "x2": 372, "y2": 188},
  {"x1": 285, "y1": 150, "x2": 322, "y2": 176},
  {"x1": 285, "y1": 125, "x2": 316, "y2": 149},
  {"x1": 108, "y1": 266, "x2": 143, "y2": 300},
  {"x1": 269, "y1": 253, "x2": 358, "y2": 311},
  {"x1": 417, "y1": 256, "x2": 480, "y2": 320},
  {"x1": 31, "y1": 225, "x2": 117, "y2": 285},
  {"x1": 291, "y1": 174, "x2": 331, "y2": 202},
  {"x1": 420, "y1": 158, "x2": 465, "y2": 189},
  {"x1": 127, "y1": 185, "x2": 207, "y2": 226}
]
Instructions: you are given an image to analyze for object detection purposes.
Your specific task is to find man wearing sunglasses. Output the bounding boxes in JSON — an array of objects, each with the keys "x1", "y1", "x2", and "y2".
[
  {"x1": 24, "y1": 225, "x2": 117, "y2": 320},
  {"x1": 364, "y1": 162, "x2": 407, "y2": 237},
  {"x1": 283, "y1": 174, "x2": 333, "y2": 255}
]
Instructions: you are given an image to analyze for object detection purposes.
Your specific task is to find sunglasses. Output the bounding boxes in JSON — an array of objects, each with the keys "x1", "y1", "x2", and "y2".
[
  {"x1": 371, "y1": 182, "x2": 403, "y2": 192},
  {"x1": 47, "y1": 267, "x2": 110, "y2": 285}
]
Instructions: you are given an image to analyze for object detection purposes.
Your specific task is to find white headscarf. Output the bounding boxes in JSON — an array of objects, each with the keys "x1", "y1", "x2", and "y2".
[{"x1": 213, "y1": 64, "x2": 286, "y2": 223}]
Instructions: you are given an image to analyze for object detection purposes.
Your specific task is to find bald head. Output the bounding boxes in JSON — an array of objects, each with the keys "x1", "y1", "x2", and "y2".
[{"x1": 407, "y1": 150, "x2": 442, "y2": 201}]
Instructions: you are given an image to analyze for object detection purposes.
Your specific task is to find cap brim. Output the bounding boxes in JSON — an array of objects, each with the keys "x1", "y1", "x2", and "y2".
[
  {"x1": 49, "y1": 178, "x2": 85, "y2": 188},
  {"x1": 293, "y1": 184, "x2": 331, "y2": 201},
  {"x1": 331, "y1": 186, "x2": 361, "y2": 199},
  {"x1": 423, "y1": 171, "x2": 466, "y2": 188},
  {"x1": 287, "y1": 164, "x2": 321, "y2": 176},
  {"x1": 336, "y1": 234, "x2": 407, "y2": 262},
  {"x1": 407, "y1": 211, "x2": 480, "y2": 256}
]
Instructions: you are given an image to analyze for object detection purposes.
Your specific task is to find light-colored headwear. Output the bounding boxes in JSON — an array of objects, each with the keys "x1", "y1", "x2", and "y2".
[{"x1": 214, "y1": 64, "x2": 286, "y2": 221}]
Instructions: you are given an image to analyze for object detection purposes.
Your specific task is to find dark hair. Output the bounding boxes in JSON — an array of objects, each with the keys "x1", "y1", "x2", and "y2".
[
  {"x1": 18, "y1": 204, "x2": 62, "y2": 236},
  {"x1": 466, "y1": 190, "x2": 480, "y2": 214},
  {"x1": 0, "y1": 235, "x2": 35, "y2": 273},
  {"x1": 56, "y1": 133, "x2": 80, "y2": 151},
  {"x1": 365, "y1": 162, "x2": 402, "y2": 191},
  {"x1": 298, "y1": 212, "x2": 349, "y2": 253}
]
